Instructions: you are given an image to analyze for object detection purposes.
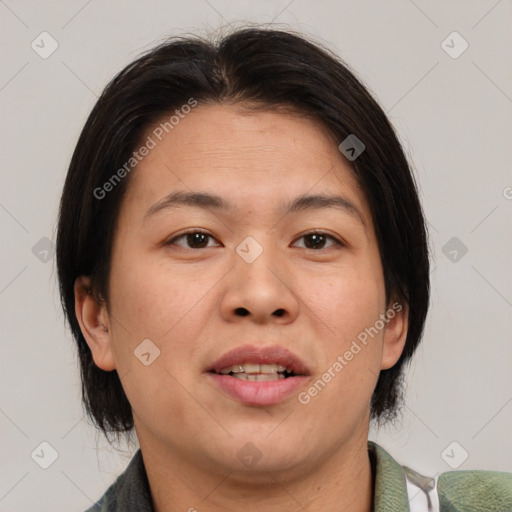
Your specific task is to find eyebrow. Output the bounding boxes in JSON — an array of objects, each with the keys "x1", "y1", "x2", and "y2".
[{"x1": 144, "y1": 190, "x2": 366, "y2": 227}]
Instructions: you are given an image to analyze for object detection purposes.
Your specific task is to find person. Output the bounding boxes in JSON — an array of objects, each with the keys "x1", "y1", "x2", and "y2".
[{"x1": 56, "y1": 27, "x2": 512, "y2": 512}]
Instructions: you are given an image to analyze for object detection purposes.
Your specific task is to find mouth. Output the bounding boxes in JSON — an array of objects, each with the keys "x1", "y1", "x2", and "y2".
[
  {"x1": 205, "y1": 345, "x2": 310, "y2": 406},
  {"x1": 207, "y1": 344, "x2": 310, "y2": 378},
  {"x1": 212, "y1": 362, "x2": 299, "y2": 381}
]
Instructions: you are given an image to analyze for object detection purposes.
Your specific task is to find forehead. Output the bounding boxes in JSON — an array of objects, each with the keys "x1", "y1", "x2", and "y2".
[{"x1": 121, "y1": 103, "x2": 370, "y2": 222}]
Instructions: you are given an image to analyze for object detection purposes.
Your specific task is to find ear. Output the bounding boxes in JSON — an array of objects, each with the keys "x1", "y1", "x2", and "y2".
[
  {"x1": 380, "y1": 301, "x2": 409, "y2": 370},
  {"x1": 74, "y1": 276, "x2": 116, "y2": 371}
]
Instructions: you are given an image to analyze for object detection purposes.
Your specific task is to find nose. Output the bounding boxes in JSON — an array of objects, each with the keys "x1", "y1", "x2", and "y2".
[{"x1": 219, "y1": 243, "x2": 300, "y2": 325}]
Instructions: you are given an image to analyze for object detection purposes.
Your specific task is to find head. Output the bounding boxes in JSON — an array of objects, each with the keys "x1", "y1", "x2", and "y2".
[{"x1": 57, "y1": 28, "x2": 429, "y2": 470}]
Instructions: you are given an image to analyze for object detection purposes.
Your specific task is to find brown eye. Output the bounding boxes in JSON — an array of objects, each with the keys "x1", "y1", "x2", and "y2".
[
  {"x1": 293, "y1": 232, "x2": 342, "y2": 250},
  {"x1": 167, "y1": 231, "x2": 219, "y2": 249}
]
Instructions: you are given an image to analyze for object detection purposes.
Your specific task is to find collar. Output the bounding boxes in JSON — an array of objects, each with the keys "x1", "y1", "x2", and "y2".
[
  {"x1": 368, "y1": 441, "x2": 410, "y2": 511},
  {"x1": 88, "y1": 441, "x2": 409, "y2": 511}
]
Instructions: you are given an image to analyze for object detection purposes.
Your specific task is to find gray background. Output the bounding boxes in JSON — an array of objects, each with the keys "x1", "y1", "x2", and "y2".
[{"x1": 1, "y1": 1, "x2": 511, "y2": 510}]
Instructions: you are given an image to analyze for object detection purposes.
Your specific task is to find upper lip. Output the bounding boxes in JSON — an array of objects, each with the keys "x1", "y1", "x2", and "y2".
[{"x1": 207, "y1": 344, "x2": 310, "y2": 375}]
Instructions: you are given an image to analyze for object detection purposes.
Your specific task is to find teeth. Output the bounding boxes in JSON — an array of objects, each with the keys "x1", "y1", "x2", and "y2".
[
  {"x1": 232, "y1": 373, "x2": 286, "y2": 381},
  {"x1": 260, "y1": 364, "x2": 277, "y2": 373},
  {"x1": 217, "y1": 363, "x2": 293, "y2": 376},
  {"x1": 243, "y1": 363, "x2": 260, "y2": 373}
]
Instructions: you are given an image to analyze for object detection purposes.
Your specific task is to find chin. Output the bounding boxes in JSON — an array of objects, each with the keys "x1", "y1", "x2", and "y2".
[{"x1": 223, "y1": 432, "x2": 309, "y2": 473}]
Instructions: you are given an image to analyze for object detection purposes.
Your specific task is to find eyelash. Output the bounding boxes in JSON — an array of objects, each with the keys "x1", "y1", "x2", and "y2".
[{"x1": 166, "y1": 229, "x2": 344, "y2": 250}]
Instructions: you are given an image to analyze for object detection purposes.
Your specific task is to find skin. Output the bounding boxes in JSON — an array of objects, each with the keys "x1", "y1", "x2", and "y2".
[{"x1": 75, "y1": 103, "x2": 408, "y2": 512}]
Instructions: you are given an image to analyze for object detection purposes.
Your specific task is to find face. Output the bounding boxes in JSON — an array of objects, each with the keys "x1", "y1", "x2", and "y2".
[{"x1": 77, "y1": 103, "x2": 407, "y2": 478}]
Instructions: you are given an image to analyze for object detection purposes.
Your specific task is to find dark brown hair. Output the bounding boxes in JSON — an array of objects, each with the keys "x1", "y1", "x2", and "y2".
[{"x1": 56, "y1": 27, "x2": 430, "y2": 435}]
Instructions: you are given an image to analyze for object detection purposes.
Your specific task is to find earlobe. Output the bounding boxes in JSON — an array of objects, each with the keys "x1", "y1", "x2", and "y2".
[
  {"x1": 380, "y1": 301, "x2": 409, "y2": 370},
  {"x1": 74, "y1": 276, "x2": 116, "y2": 371}
]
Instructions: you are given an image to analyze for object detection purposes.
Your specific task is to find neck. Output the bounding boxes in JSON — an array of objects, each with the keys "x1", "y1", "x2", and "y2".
[{"x1": 138, "y1": 429, "x2": 373, "y2": 512}]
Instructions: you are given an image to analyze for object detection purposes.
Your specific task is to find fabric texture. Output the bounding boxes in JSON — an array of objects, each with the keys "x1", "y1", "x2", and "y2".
[
  {"x1": 86, "y1": 450, "x2": 153, "y2": 512},
  {"x1": 437, "y1": 470, "x2": 512, "y2": 512},
  {"x1": 85, "y1": 442, "x2": 512, "y2": 511}
]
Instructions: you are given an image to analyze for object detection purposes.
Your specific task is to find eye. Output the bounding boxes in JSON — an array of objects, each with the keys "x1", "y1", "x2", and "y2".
[
  {"x1": 166, "y1": 230, "x2": 221, "y2": 249},
  {"x1": 166, "y1": 230, "x2": 342, "y2": 250},
  {"x1": 292, "y1": 231, "x2": 343, "y2": 250}
]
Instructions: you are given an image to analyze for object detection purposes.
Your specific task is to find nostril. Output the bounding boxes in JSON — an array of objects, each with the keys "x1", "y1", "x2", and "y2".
[
  {"x1": 273, "y1": 308, "x2": 286, "y2": 317},
  {"x1": 235, "y1": 307, "x2": 250, "y2": 316}
]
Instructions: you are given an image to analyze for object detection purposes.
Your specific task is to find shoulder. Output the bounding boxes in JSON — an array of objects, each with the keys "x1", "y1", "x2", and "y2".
[
  {"x1": 437, "y1": 469, "x2": 512, "y2": 511},
  {"x1": 369, "y1": 441, "x2": 512, "y2": 512},
  {"x1": 84, "y1": 450, "x2": 154, "y2": 512}
]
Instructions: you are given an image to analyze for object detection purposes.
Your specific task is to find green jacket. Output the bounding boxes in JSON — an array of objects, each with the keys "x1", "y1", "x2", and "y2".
[
  {"x1": 370, "y1": 442, "x2": 512, "y2": 511},
  {"x1": 86, "y1": 441, "x2": 512, "y2": 511}
]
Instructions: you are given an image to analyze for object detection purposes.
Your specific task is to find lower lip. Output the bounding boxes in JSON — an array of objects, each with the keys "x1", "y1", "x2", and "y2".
[{"x1": 207, "y1": 373, "x2": 308, "y2": 406}]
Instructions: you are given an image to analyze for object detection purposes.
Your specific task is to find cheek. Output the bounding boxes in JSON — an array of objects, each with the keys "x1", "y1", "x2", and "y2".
[
  {"x1": 301, "y1": 259, "x2": 385, "y2": 343},
  {"x1": 113, "y1": 247, "x2": 197, "y2": 314},
  {"x1": 106, "y1": 251, "x2": 218, "y2": 365},
  {"x1": 296, "y1": 259, "x2": 385, "y2": 407},
  {"x1": 106, "y1": 253, "x2": 218, "y2": 422},
  {"x1": 300, "y1": 288, "x2": 383, "y2": 428}
]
